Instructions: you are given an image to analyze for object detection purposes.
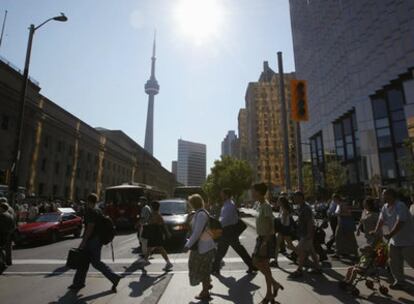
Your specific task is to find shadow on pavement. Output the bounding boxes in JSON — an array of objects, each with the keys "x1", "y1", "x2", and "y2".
[
  {"x1": 287, "y1": 268, "x2": 360, "y2": 304},
  {"x1": 210, "y1": 273, "x2": 260, "y2": 304},
  {"x1": 319, "y1": 268, "x2": 413, "y2": 304},
  {"x1": 48, "y1": 289, "x2": 114, "y2": 304},
  {"x1": 44, "y1": 265, "x2": 70, "y2": 278},
  {"x1": 128, "y1": 273, "x2": 168, "y2": 298}
]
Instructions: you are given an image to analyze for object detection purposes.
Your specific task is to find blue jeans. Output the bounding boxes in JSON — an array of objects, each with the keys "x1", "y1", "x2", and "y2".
[{"x1": 73, "y1": 237, "x2": 119, "y2": 286}]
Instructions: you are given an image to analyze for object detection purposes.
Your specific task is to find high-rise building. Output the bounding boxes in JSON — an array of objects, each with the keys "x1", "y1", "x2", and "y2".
[
  {"x1": 244, "y1": 61, "x2": 297, "y2": 190},
  {"x1": 238, "y1": 109, "x2": 248, "y2": 160},
  {"x1": 171, "y1": 161, "x2": 178, "y2": 179},
  {"x1": 290, "y1": 0, "x2": 414, "y2": 188},
  {"x1": 176, "y1": 139, "x2": 206, "y2": 186},
  {"x1": 144, "y1": 33, "x2": 159, "y2": 155},
  {"x1": 221, "y1": 130, "x2": 239, "y2": 158}
]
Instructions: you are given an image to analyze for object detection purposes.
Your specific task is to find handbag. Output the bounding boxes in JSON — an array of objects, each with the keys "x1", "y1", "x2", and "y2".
[{"x1": 66, "y1": 248, "x2": 88, "y2": 270}]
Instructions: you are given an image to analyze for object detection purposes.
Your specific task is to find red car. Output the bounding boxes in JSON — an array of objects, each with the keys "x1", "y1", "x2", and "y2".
[{"x1": 14, "y1": 212, "x2": 83, "y2": 245}]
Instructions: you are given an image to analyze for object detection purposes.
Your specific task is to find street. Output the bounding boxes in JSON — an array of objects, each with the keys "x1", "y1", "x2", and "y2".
[{"x1": 1, "y1": 216, "x2": 413, "y2": 304}]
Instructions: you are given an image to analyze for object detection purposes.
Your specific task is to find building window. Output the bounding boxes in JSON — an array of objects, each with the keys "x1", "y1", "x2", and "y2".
[
  {"x1": 41, "y1": 158, "x2": 47, "y2": 172},
  {"x1": 66, "y1": 165, "x2": 71, "y2": 177},
  {"x1": 55, "y1": 162, "x2": 60, "y2": 175},
  {"x1": 44, "y1": 135, "x2": 50, "y2": 149},
  {"x1": 1, "y1": 115, "x2": 9, "y2": 130},
  {"x1": 38, "y1": 183, "x2": 44, "y2": 196},
  {"x1": 57, "y1": 141, "x2": 64, "y2": 153},
  {"x1": 371, "y1": 84, "x2": 410, "y2": 184},
  {"x1": 53, "y1": 185, "x2": 58, "y2": 196},
  {"x1": 333, "y1": 110, "x2": 361, "y2": 183},
  {"x1": 310, "y1": 131, "x2": 325, "y2": 186}
]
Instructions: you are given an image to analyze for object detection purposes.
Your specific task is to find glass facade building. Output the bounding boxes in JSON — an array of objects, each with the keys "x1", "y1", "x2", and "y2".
[{"x1": 290, "y1": 0, "x2": 414, "y2": 189}]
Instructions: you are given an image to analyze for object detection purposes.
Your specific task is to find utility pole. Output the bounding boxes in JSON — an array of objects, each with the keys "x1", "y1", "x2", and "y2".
[
  {"x1": 277, "y1": 52, "x2": 291, "y2": 192},
  {"x1": 0, "y1": 10, "x2": 7, "y2": 51},
  {"x1": 296, "y1": 122, "x2": 304, "y2": 190}
]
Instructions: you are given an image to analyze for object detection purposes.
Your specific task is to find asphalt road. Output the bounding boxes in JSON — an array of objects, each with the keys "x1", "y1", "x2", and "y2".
[{"x1": 1, "y1": 216, "x2": 413, "y2": 304}]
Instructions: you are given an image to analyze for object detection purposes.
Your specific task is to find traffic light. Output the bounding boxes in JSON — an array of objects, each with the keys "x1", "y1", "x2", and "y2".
[{"x1": 290, "y1": 79, "x2": 309, "y2": 121}]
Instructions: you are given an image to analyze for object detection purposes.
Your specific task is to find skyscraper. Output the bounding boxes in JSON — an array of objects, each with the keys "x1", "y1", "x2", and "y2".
[
  {"x1": 238, "y1": 109, "x2": 248, "y2": 160},
  {"x1": 244, "y1": 61, "x2": 297, "y2": 190},
  {"x1": 176, "y1": 139, "x2": 207, "y2": 186},
  {"x1": 144, "y1": 33, "x2": 159, "y2": 155},
  {"x1": 221, "y1": 130, "x2": 239, "y2": 158}
]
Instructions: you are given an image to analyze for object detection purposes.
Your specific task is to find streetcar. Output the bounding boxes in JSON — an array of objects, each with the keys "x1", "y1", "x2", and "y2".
[{"x1": 104, "y1": 183, "x2": 166, "y2": 229}]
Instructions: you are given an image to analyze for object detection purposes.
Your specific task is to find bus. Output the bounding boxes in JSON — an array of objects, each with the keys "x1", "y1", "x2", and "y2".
[
  {"x1": 173, "y1": 186, "x2": 206, "y2": 200},
  {"x1": 104, "y1": 183, "x2": 167, "y2": 229}
]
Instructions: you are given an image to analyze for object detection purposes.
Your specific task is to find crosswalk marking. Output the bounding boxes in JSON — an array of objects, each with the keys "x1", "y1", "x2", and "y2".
[{"x1": 12, "y1": 256, "x2": 291, "y2": 265}]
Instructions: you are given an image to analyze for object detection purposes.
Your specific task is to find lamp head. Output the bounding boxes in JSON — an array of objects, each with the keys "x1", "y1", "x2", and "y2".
[{"x1": 53, "y1": 13, "x2": 68, "y2": 22}]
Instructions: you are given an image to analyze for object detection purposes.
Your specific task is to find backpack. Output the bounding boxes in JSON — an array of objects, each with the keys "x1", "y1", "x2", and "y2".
[
  {"x1": 99, "y1": 215, "x2": 116, "y2": 245},
  {"x1": 189, "y1": 209, "x2": 223, "y2": 250}
]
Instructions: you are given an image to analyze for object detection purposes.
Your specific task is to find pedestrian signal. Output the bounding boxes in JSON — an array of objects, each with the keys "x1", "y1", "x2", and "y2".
[{"x1": 291, "y1": 80, "x2": 309, "y2": 121}]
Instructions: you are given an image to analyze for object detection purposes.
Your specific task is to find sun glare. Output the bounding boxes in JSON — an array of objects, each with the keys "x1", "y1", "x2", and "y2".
[{"x1": 174, "y1": 0, "x2": 224, "y2": 45}]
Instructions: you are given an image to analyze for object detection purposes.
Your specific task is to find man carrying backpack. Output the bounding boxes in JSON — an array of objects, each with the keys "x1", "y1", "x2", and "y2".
[{"x1": 69, "y1": 193, "x2": 121, "y2": 292}]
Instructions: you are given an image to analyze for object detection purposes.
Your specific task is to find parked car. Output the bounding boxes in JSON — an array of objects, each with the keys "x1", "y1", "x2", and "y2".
[
  {"x1": 14, "y1": 212, "x2": 82, "y2": 245},
  {"x1": 159, "y1": 199, "x2": 189, "y2": 244}
]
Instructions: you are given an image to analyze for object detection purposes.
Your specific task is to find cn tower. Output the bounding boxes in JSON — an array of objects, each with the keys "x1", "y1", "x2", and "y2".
[{"x1": 144, "y1": 32, "x2": 159, "y2": 155}]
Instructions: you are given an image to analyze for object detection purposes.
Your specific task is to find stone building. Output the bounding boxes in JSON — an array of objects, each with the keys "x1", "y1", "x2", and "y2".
[
  {"x1": 0, "y1": 58, "x2": 176, "y2": 200},
  {"x1": 243, "y1": 61, "x2": 297, "y2": 191}
]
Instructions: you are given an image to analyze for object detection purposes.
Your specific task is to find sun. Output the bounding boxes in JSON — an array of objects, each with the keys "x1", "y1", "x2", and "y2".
[{"x1": 173, "y1": 0, "x2": 225, "y2": 45}]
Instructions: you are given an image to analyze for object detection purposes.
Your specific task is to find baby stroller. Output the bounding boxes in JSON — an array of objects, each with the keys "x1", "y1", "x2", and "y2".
[{"x1": 338, "y1": 241, "x2": 389, "y2": 297}]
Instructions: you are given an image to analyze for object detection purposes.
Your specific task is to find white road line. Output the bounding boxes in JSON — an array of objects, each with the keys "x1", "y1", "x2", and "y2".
[{"x1": 11, "y1": 256, "x2": 291, "y2": 265}]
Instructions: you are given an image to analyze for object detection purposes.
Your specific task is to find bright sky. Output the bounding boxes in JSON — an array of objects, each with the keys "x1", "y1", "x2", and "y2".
[{"x1": 0, "y1": 0, "x2": 295, "y2": 173}]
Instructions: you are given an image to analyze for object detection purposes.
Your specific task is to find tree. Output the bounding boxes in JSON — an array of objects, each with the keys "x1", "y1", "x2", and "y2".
[
  {"x1": 203, "y1": 156, "x2": 253, "y2": 203},
  {"x1": 324, "y1": 159, "x2": 347, "y2": 195},
  {"x1": 302, "y1": 162, "x2": 315, "y2": 198}
]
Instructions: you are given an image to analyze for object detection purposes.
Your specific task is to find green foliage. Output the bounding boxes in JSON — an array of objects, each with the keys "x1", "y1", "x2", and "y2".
[
  {"x1": 325, "y1": 159, "x2": 348, "y2": 195},
  {"x1": 302, "y1": 162, "x2": 315, "y2": 198},
  {"x1": 203, "y1": 156, "x2": 253, "y2": 203}
]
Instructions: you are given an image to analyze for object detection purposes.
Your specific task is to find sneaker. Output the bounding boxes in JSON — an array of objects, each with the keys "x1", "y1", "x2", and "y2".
[{"x1": 163, "y1": 262, "x2": 173, "y2": 271}]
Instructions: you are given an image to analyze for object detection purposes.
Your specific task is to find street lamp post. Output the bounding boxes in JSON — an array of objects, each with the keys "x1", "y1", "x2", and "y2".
[{"x1": 10, "y1": 13, "x2": 67, "y2": 201}]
